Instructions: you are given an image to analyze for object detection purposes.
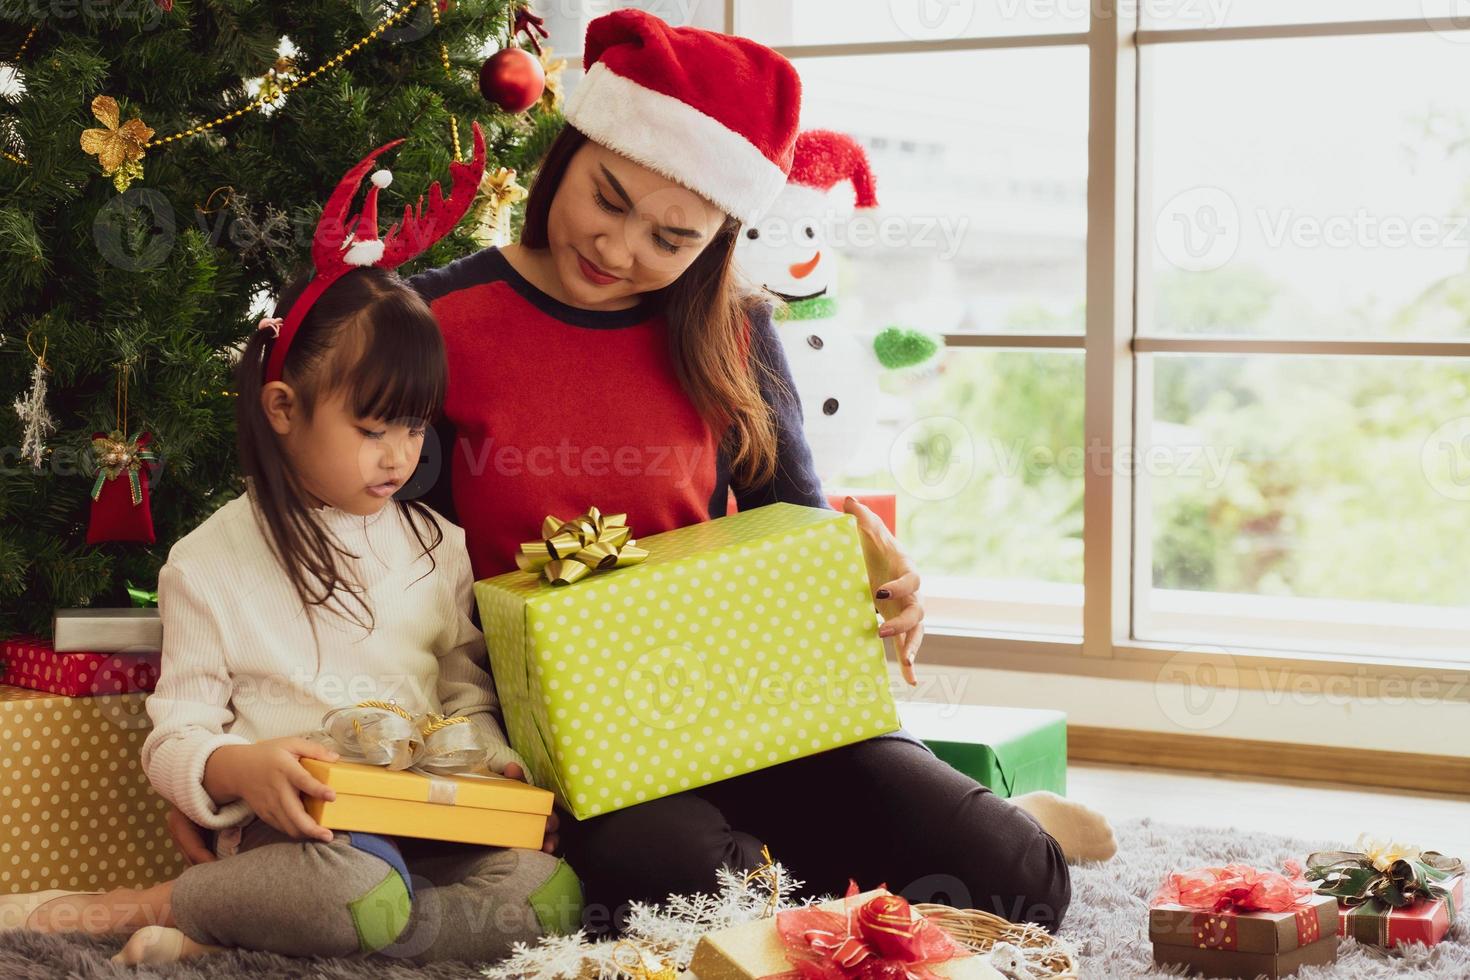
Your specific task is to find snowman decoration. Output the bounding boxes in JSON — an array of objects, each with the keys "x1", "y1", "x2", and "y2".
[{"x1": 737, "y1": 129, "x2": 941, "y2": 483}]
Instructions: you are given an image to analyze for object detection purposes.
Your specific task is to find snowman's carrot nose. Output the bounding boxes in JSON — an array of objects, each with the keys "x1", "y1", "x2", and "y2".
[{"x1": 789, "y1": 252, "x2": 821, "y2": 278}]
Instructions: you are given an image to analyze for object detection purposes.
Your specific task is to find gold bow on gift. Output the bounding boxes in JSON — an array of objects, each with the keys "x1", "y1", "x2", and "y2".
[
  {"x1": 313, "y1": 699, "x2": 492, "y2": 776},
  {"x1": 514, "y1": 506, "x2": 648, "y2": 586}
]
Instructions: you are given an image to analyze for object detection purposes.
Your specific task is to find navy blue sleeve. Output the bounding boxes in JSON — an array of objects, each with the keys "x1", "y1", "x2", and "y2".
[
  {"x1": 731, "y1": 300, "x2": 834, "y2": 512},
  {"x1": 403, "y1": 264, "x2": 464, "y2": 526}
]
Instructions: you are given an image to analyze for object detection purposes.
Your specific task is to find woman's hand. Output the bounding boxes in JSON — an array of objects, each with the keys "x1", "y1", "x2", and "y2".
[
  {"x1": 844, "y1": 495, "x2": 925, "y2": 687},
  {"x1": 166, "y1": 806, "x2": 217, "y2": 865},
  {"x1": 502, "y1": 762, "x2": 561, "y2": 855},
  {"x1": 204, "y1": 737, "x2": 340, "y2": 842}
]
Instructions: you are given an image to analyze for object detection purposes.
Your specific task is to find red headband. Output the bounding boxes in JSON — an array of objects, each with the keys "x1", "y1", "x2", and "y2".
[{"x1": 264, "y1": 121, "x2": 487, "y2": 384}]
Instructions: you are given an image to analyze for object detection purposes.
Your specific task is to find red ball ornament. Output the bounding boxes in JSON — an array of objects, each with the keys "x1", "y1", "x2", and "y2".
[{"x1": 479, "y1": 47, "x2": 545, "y2": 114}]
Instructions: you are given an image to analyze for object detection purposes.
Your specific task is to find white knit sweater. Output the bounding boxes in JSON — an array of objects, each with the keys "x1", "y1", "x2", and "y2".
[{"x1": 142, "y1": 493, "x2": 527, "y2": 829}]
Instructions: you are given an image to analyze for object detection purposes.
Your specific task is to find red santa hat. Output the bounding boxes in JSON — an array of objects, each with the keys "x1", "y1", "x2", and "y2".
[
  {"x1": 564, "y1": 9, "x2": 801, "y2": 223},
  {"x1": 788, "y1": 129, "x2": 878, "y2": 209}
]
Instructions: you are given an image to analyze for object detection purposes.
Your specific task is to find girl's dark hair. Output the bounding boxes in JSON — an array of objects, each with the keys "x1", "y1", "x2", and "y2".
[
  {"x1": 234, "y1": 266, "x2": 447, "y2": 640},
  {"x1": 521, "y1": 125, "x2": 781, "y2": 489}
]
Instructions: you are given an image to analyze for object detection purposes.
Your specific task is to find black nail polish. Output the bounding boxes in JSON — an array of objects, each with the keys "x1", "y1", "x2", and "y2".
[{"x1": 876, "y1": 588, "x2": 891, "y2": 599}]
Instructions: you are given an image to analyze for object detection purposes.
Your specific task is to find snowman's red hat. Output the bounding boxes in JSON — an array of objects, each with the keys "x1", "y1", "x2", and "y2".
[
  {"x1": 564, "y1": 9, "x2": 801, "y2": 223},
  {"x1": 788, "y1": 129, "x2": 878, "y2": 209}
]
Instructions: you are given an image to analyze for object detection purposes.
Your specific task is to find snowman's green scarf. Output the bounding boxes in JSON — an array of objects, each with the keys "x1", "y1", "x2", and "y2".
[{"x1": 774, "y1": 295, "x2": 838, "y2": 321}]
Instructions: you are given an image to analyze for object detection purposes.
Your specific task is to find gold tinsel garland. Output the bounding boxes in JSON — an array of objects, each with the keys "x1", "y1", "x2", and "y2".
[{"x1": 8, "y1": 0, "x2": 480, "y2": 182}]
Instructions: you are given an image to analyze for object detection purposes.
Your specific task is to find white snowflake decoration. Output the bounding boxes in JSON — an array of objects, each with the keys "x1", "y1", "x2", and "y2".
[
  {"x1": 480, "y1": 858, "x2": 811, "y2": 980},
  {"x1": 13, "y1": 354, "x2": 55, "y2": 470}
]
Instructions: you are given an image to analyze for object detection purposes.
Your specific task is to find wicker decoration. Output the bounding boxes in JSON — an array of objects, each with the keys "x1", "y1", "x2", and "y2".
[{"x1": 914, "y1": 902, "x2": 1080, "y2": 979}]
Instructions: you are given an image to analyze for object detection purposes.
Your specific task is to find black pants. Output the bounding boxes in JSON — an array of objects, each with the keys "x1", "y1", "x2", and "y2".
[{"x1": 560, "y1": 733, "x2": 1071, "y2": 936}]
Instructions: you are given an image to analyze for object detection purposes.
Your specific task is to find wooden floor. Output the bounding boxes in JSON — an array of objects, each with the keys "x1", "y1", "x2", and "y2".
[{"x1": 1069, "y1": 762, "x2": 1470, "y2": 858}]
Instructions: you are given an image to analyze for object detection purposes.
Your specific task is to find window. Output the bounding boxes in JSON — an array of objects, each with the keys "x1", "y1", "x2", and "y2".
[
  {"x1": 1135, "y1": 14, "x2": 1470, "y2": 662},
  {"x1": 772, "y1": 27, "x2": 1091, "y2": 637},
  {"x1": 1142, "y1": 1, "x2": 1464, "y2": 29},
  {"x1": 736, "y1": 0, "x2": 1086, "y2": 43}
]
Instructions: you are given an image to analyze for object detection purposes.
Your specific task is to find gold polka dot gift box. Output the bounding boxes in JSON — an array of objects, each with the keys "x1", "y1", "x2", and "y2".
[
  {"x1": 0, "y1": 684, "x2": 185, "y2": 895},
  {"x1": 474, "y1": 502, "x2": 899, "y2": 820},
  {"x1": 1, "y1": 636, "x2": 159, "y2": 697},
  {"x1": 1149, "y1": 890, "x2": 1338, "y2": 978}
]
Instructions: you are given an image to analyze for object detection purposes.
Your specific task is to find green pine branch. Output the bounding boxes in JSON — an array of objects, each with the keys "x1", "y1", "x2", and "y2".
[{"x1": 1, "y1": 0, "x2": 548, "y2": 639}]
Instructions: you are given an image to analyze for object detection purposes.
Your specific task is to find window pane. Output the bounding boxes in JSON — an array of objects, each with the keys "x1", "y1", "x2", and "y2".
[
  {"x1": 1142, "y1": 1, "x2": 1462, "y2": 28},
  {"x1": 788, "y1": 49, "x2": 1087, "y2": 335},
  {"x1": 540, "y1": 2, "x2": 722, "y2": 57},
  {"x1": 1138, "y1": 354, "x2": 1470, "y2": 659},
  {"x1": 737, "y1": 0, "x2": 1085, "y2": 44},
  {"x1": 830, "y1": 349, "x2": 1084, "y2": 635},
  {"x1": 1143, "y1": 34, "x2": 1470, "y2": 339}
]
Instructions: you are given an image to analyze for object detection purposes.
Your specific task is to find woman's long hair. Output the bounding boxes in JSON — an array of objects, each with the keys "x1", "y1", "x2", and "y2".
[
  {"x1": 234, "y1": 266, "x2": 447, "y2": 638},
  {"x1": 520, "y1": 125, "x2": 782, "y2": 489}
]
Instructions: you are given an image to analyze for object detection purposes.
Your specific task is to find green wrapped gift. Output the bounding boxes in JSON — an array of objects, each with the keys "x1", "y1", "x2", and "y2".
[
  {"x1": 898, "y1": 703, "x2": 1067, "y2": 798},
  {"x1": 475, "y1": 502, "x2": 900, "y2": 819}
]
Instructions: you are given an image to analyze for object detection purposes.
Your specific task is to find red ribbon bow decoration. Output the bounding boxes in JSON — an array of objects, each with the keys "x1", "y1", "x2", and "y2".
[
  {"x1": 1151, "y1": 860, "x2": 1314, "y2": 914},
  {"x1": 774, "y1": 882, "x2": 968, "y2": 980}
]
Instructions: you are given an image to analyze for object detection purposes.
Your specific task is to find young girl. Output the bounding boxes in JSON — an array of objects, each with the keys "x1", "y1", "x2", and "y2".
[{"x1": 0, "y1": 132, "x2": 581, "y2": 965}]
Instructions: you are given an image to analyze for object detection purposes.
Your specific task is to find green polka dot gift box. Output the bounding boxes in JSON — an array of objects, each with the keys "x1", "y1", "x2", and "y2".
[{"x1": 473, "y1": 502, "x2": 900, "y2": 819}]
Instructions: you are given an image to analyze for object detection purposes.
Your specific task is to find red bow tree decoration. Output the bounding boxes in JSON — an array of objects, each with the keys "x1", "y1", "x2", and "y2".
[
  {"x1": 774, "y1": 883, "x2": 968, "y2": 980},
  {"x1": 263, "y1": 121, "x2": 487, "y2": 384},
  {"x1": 87, "y1": 430, "x2": 158, "y2": 545}
]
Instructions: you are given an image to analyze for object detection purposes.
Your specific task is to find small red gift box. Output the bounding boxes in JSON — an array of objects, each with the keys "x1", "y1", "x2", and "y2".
[
  {"x1": 1149, "y1": 863, "x2": 1339, "y2": 979},
  {"x1": 724, "y1": 490, "x2": 898, "y2": 537},
  {"x1": 825, "y1": 490, "x2": 896, "y2": 537},
  {"x1": 1336, "y1": 874, "x2": 1462, "y2": 948},
  {"x1": 0, "y1": 636, "x2": 159, "y2": 697}
]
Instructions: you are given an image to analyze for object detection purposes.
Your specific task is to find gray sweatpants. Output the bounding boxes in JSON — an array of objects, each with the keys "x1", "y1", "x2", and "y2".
[{"x1": 170, "y1": 818, "x2": 583, "y2": 963}]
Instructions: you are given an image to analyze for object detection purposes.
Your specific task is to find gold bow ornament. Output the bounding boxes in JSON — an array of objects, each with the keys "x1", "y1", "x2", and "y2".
[{"x1": 514, "y1": 506, "x2": 649, "y2": 586}]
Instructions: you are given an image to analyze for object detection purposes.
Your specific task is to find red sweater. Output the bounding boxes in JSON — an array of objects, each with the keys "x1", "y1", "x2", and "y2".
[{"x1": 408, "y1": 247, "x2": 828, "y2": 581}]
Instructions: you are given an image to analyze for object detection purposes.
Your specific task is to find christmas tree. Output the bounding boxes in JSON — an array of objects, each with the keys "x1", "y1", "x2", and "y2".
[{"x1": 0, "y1": 0, "x2": 564, "y2": 638}]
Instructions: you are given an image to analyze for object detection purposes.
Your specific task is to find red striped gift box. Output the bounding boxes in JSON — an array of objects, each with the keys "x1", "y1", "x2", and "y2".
[{"x1": 1337, "y1": 874, "x2": 1462, "y2": 948}]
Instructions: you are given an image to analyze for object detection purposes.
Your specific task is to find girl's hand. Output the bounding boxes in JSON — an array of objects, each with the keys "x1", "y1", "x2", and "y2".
[
  {"x1": 502, "y1": 762, "x2": 561, "y2": 855},
  {"x1": 206, "y1": 737, "x2": 340, "y2": 842},
  {"x1": 844, "y1": 495, "x2": 925, "y2": 687},
  {"x1": 166, "y1": 805, "x2": 217, "y2": 865}
]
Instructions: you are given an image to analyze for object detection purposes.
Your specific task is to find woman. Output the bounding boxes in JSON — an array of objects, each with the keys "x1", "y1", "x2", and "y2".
[{"x1": 168, "y1": 7, "x2": 1112, "y2": 942}]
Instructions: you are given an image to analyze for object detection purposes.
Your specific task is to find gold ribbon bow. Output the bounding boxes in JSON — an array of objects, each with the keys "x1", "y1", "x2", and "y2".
[
  {"x1": 312, "y1": 699, "x2": 492, "y2": 777},
  {"x1": 514, "y1": 506, "x2": 649, "y2": 586},
  {"x1": 90, "y1": 430, "x2": 156, "y2": 506}
]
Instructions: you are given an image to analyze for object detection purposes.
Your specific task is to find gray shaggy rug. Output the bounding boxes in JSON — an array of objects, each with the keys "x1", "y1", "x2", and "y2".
[{"x1": 1, "y1": 818, "x2": 1465, "y2": 978}]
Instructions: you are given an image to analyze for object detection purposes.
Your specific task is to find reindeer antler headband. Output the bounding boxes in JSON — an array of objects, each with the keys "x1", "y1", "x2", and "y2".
[{"x1": 263, "y1": 121, "x2": 487, "y2": 384}]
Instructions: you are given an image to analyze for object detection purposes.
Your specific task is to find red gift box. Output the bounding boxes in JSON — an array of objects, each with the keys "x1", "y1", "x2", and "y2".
[
  {"x1": 725, "y1": 489, "x2": 898, "y2": 536},
  {"x1": 825, "y1": 490, "x2": 896, "y2": 537},
  {"x1": 1336, "y1": 874, "x2": 1462, "y2": 948},
  {"x1": 0, "y1": 636, "x2": 159, "y2": 697}
]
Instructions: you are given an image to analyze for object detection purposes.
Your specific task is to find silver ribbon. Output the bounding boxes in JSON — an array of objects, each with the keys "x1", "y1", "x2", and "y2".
[{"x1": 308, "y1": 700, "x2": 496, "y2": 802}]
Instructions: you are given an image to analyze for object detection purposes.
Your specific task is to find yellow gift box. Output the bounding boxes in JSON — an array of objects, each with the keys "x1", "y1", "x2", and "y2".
[
  {"x1": 688, "y1": 888, "x2": 1005, "y2": 980},
  {"x1": 475, "y1": 502, "x2": 901, "y2": 820},
  {"x1": 299, "y1": 758, "x2": 552, "y2": 849},
  {"x1": 0, "y1": 683, "x2": 185, "y2": 894}
]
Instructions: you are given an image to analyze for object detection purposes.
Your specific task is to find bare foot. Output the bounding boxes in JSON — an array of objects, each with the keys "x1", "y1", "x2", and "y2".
[
  {"x1": 111, "y1": 925, "x2": 227, "y2": 965},
  {"x1": 1, "y1": 891, "x2": 106, "y2": 934},
  {"x1": 1012, "y1": 790, "x2": 1118, "y2": 864},
  {"x1": 16, "y1": 882, "x2": 173, "y2": 936}
]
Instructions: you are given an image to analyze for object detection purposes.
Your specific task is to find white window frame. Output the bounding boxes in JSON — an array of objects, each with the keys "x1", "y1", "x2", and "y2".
[{"x1": 565, "y1": 3, "x2": 1470, "y2": 702}]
